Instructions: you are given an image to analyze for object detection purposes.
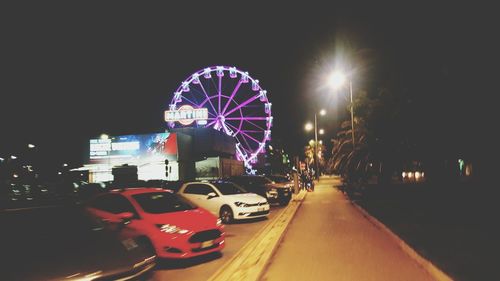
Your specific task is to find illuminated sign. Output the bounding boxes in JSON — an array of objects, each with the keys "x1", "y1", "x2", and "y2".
[
  {"x1": 164, "y1": 105, "x2": 208, "y2": 125},
  {"x1": 88, "y1": 132, "x2": 178, "y2": 164}
]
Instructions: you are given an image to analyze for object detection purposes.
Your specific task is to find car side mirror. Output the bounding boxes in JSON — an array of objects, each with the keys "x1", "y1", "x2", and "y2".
[
  {"x1": 207, "y1": 192, "x2": 217, "y2": 199},
  {"x1": 117, "y1": 212, "x2": 134, "y2": 225}
]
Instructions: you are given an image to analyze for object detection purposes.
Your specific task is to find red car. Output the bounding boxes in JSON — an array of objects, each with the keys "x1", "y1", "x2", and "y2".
[{"x1": 86, "y1": 188, "x2": 225, "y2": 259}]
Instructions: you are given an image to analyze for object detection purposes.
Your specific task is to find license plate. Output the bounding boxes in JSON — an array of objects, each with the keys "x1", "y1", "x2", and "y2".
[{"x1": 201, "y1": 240, "x2": 213, "y2": 248}]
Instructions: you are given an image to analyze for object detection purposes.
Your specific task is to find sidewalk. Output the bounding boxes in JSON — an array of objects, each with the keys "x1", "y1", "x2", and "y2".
[
  {"x1": 206, "y1": 188, "x2": 307, "y2": 281},
  {"x1": 261, "y1": 176, "x2": 437, "y2": 281}
]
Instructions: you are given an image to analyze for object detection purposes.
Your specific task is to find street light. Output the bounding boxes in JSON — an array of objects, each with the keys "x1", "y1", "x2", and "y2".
[
  {"x1": 28, "y1": 144, "x2": 36, "y2": 149},
  {"x1": 329, "y1": 70, "x2": 355, "y2": 149},
  {"x1": 305, "y1": 109, "x2": 326, "y2": 180}
]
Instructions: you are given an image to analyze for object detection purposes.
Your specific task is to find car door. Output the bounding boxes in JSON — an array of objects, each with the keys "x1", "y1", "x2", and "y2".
[{"x1": 181, "y1": 183, "x2": 221, "y2": 215}]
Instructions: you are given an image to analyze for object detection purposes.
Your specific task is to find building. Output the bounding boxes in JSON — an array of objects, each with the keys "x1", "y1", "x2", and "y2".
[{"x1": 74, "y1": 128, "x2": 244, "y2": 183}]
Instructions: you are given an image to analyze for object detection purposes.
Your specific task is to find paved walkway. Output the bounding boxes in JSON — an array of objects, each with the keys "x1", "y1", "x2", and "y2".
[{"x1": 261, "y1": 176, "x2": 435, "y2": 281}]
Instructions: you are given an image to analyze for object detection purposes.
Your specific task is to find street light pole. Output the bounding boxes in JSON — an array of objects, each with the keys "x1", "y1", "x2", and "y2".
[
  {"x1": 349, "y1": 79, "x2": 355, "y2": 150},
  {"x1": 314, "y1": 113, "x2": 319, "y2": 180}
]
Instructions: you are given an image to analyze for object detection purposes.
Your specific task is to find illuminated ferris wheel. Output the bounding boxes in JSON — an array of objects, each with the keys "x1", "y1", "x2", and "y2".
[{"x1": 168, "y1": 66, "x2": 272, "y2": 170}]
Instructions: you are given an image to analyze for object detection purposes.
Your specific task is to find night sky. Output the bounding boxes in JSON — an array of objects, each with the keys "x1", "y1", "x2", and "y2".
[{"x1": 1, "y1": 3, "x2": 496, "y2": 170}]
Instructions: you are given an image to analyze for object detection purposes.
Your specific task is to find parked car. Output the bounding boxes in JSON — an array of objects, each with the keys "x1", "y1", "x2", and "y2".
[
  {"x1": 1, "y1": 204, "x2": 156, "y2": 281},
  {"x1": 177, "y1": 180, "x2": 269, "y2": 224},
  {"x1": 86, "y1": 188, "x2": 225, "y2": 259},
  {"x1": 228, "y1": 175, "x2": 292, "y2": 206}
]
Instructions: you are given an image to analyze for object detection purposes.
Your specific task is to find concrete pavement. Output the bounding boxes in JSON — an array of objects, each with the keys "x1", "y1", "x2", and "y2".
[
  {"x1": 206, "y1": 189, "x2": 308, "y2": 281},
  {"x1": 261, "y1": 176, "x2": 437, "y2": 281}
]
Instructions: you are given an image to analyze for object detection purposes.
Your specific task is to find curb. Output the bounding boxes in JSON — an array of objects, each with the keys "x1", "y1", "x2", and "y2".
[
  {"x1": 206, "y1": 190, "x2": 307, "y2": 281},
  {"x1": 349, "y1": 199, "x2": 454, "y2": 281}
]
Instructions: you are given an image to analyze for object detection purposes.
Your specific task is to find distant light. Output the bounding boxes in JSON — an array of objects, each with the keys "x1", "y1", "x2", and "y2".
[
  {"x1": 408, "y1": 172, "x2": 414, "y2": 178},
  {"x1": 305, "y1": 123, "x2": 313, "y2": 131},
  {"x1": 58, "y1": 171, "x2": 62, "y2": 175},
  {"x1": 402, "y1": 172, "x2": 407, "y2": 178},
  {"x1": 10, "y1": 155, "x2": 17, "y2": 160},
  {"x1": 63, "y1": 163, "x2": 68, "y2": 167},
  {"x1": 268, "y1": 145, "x2": 273, "y2": 151},
  {"x1": 13, "y1": 174, "x2": 18, "y2": 178},
  {"x1": 309, "y1": 139, "x2": 315, "y2": 146},
  {"x1": 100, "y1": 134, "x2": 109, "y2": 140},
  {"x1": 319, "y1": 129, "x2": 325, "y2": 135},
  {"x1": 0, "y1": 157, "x2": 4, "y2": 162},
  {"x1": 319, "y1": 140, "x2": 323, "y2": 145},
  {"x1": 28, "y1": 144, "x2": 36, "y2": 148},
  {"x1": 319, "y1": 109, "x2": 326, "y2": 116},
  {"x1": 329, "y1": 71, "x2": 346, "y2": 89},
  {"x1": 415, "y1": 172, "x2": 421, "y2": 179}
]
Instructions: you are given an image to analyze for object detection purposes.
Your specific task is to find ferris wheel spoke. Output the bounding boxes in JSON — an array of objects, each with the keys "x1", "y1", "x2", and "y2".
[
  {"x1": 221, "y1": 80, "x2": 243, "y2": 115},
  {"x1": 179, "y1": 96, "x2": 204, "y2": 109},
  {"x1": 245, "y1": 119, "x2": 266, "y2": 131},
  {"x1": 197, "y1": 82, "x2": 217, "y2": 114},
  {"x1": 240, "y1": 130, "x2": 264, "y2": 133},
  {"x1": 237, "y1": 130, "x2": 262, "y2": 145},
  {"x1": 235, "y1": 133, "x2": 253, "y2": 155},
  {"x1": 205, "y1": 119, "x2": 217, "y2": 128},
  {"x1": 224, "y1": 117, "x2": 267, "y2": 121},
  {"x1": 218, "y1": 75, "x2": 222, "y2": 114},
  {"x1": 223, "y1": 92, "x2": 261, "y2": 117}
]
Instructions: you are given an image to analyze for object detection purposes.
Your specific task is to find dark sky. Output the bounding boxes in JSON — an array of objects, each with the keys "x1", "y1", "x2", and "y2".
[{"x1": 1, "y1": 2, "x2": 496, "y2": 168}]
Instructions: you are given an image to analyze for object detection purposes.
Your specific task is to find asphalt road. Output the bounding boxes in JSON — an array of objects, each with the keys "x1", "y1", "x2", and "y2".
[
  {"x1": 151, "y1": 204, "x2": 287, "y2": 281},
  {"x1": 261, "y1": 176, "x2": 435, "y2": 281}
]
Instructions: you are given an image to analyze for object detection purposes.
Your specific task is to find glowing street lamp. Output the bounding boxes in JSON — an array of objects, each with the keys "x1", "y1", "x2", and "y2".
[
  {"x1": 304, "y1": 110, "x2": 327, "y2": 180},
  {"x1": 28, "y1": 144, "x2": 36, "y2": 149}
]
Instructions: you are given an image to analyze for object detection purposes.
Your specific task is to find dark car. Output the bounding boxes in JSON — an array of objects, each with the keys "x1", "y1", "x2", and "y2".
[
  {"x1": 228, "y1": 175, "x2": 292, "y2": 206},
  {"x1": 1, "y1": 205, "x2": 156, "y2": 281}
]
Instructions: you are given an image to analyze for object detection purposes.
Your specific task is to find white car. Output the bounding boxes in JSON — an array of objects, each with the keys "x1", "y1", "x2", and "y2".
[{"x1": 177, "y1": 180, "x2": 269, "y2": 224}]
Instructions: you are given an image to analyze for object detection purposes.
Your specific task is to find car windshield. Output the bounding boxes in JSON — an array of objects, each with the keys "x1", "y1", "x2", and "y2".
[
  {"x1": 250, "y1": 176, "x2": 273, "y2": 184},
  {"x1": 213, "y1": 182, "x2": 248, "y2": 195},
  {"x1": 132, "y1": 192, "x2": 196, "y2": 214}
]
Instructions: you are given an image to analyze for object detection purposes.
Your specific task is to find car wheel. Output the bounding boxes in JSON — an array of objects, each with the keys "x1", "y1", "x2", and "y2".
[{"x1": 220, "y1": 206, "x2": 234, "y2": 224}]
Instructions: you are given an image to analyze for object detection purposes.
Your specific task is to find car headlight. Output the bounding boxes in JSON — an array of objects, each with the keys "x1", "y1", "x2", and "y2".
[
  {"x1": 156, "y1": 224, "x2": 189, "y2": 234},
  {"x1": 234, "y1": 201, "x2": 250, "y2": 207}
]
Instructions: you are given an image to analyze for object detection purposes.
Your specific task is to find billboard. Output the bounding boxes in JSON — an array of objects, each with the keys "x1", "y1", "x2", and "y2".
[
  {"x1": 89, "y1": 132, "x2": 177, "y2": 164},
  {"x1": 165, "y1": 105, "x2": 208, "y2": 126}
]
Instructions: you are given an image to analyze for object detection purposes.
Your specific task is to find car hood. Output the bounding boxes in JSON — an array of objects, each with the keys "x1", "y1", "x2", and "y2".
[
  {"x1": 266, "y1": 182, "x2": 292, "y2": 189},
  {"x1": 225, "y1": 193, "x2": 267, "y2": 204},
  {"x1": 142, "y1": 207, "x2": 219, "y2": 231},
  {"x1": 3, "y1": 229, "x2": 154, "y2": 281}
]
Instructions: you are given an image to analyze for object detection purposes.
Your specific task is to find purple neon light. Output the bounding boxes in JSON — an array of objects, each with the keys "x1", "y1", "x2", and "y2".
[{"x1": 168, "y1": 66, "x2": 272, "y2": 170}]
